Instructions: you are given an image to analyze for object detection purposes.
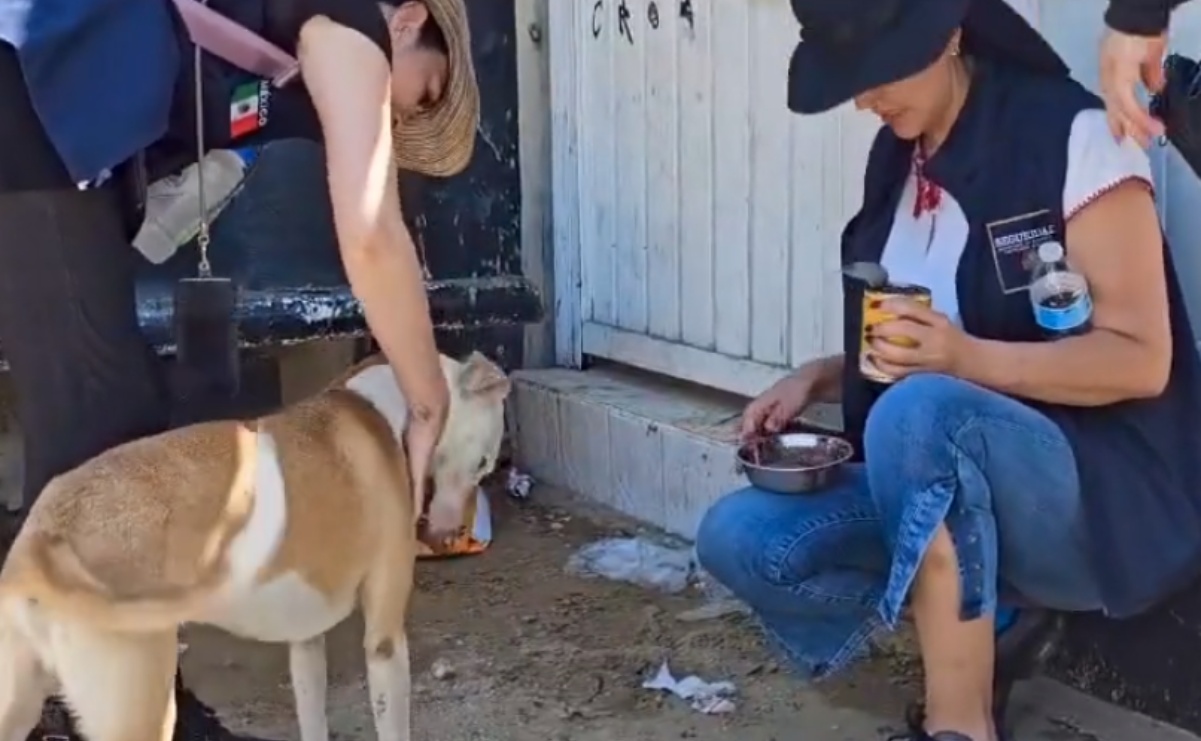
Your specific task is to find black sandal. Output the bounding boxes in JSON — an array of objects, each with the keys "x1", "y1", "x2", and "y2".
[
  {"x1": 902, "y1": 608, "x2": 1065, "y2": 741},
  {"x1": 889, "y1": 732, "x2": 978, "y2": 741},
  {"x1": 173, "y1": 680, "x2": 281, "y2": 741}
]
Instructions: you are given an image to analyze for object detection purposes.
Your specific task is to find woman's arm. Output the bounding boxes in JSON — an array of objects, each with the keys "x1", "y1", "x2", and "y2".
[
  {"x1": 801, "y1": 353, "x2": 846, "y2": 404},
  {"x1": 958, "y1": 179, "x2": 1172, "y2": 406},
  {"x1": 295, "y1": 17, "x2": 449, "y2": 420}
]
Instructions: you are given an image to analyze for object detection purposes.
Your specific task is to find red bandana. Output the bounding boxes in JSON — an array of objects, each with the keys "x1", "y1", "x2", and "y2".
[{"x1": 912, "y1": 147, "x2": 941, "y2": 218}]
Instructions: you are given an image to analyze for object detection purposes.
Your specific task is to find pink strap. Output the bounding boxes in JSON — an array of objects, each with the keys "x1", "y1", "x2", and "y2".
[{"x1": 171, "y1": 0, "x2": 301, "y2": 88}]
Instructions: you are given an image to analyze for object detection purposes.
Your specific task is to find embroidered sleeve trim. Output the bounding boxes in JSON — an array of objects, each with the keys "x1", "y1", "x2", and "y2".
[{"x1": 1065, "y1": 175, "x2": 1154, "y2": 222}]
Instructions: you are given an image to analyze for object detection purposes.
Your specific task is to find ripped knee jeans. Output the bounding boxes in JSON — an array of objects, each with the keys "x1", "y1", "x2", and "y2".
[{"x1": 696, "y1": 373, "x2": 1103, "y2": 679}]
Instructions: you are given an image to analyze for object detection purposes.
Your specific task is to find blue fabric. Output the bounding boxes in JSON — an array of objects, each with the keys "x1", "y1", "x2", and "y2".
[
  {"x1": 696, "y1": 374, "x2": 1101, "y2": 679},
  {"x1": 0, "y1": 0, "x2": 180, "y2": 182},
  {"x1": 994, "y1": 605, "x2": 1018, "y2": 635},
  {"x1": 837, "y1": 60, "x2": 1201, "y2": 617}
]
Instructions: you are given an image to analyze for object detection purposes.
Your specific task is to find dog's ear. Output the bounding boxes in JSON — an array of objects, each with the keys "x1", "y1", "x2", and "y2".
[{"x1": 458, "y1": 351, "x2": 510, "y2": 402}]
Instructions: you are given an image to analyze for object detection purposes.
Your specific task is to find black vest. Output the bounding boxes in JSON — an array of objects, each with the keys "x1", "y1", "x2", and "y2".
[{"x1": 840, "y1": 61, "x2": 1201, "y2": 618}]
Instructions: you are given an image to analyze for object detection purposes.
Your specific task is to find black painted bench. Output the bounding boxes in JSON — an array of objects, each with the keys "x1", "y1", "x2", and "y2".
[{"x1": 131, "y1": 138, "x2": 541, "y2": 355}]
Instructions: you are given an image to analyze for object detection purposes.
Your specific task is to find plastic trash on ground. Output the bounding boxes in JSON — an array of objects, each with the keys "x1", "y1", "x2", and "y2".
[
  {"x1": 565, "y1": 536, "x2": 696, "y2": 594},
  {"x1": 506, "y1": 467, "x2": 533, "y2": 499},
  {"x1": 641, "y1": 661, "x2": 737, "y2": 714}
]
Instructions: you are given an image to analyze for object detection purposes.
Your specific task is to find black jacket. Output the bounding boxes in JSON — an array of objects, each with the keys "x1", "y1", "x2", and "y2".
[{"x1": 1105, "y1": 0, "x2": 1189, "y2": 36}]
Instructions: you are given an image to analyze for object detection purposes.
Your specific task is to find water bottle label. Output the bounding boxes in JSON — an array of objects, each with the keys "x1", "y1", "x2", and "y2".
[{"x1": 1034, "y1": 292, "x2": 1092, "y2": 333}]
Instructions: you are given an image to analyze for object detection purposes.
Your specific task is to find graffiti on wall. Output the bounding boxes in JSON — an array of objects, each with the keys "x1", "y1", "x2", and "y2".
[{"x1": 590, "y1": 0, "x2": 697, "y2": 43}]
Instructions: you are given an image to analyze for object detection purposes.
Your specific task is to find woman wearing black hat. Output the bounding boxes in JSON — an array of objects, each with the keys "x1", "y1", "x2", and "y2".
[{"x1": 696, "y1": 1, "x2": 1201, "y2": 740}]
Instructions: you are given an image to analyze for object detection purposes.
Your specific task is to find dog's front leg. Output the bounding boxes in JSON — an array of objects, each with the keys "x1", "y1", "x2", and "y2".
[
  {"x1": 288, "y1": 636, "x2": 329, "y2": 741},
  {"x1": 0, "y1": 613, "x2": 50, "y2": 741},
  {"x1": 365, "y1": 631, "x2": 410, "y2": 741}
]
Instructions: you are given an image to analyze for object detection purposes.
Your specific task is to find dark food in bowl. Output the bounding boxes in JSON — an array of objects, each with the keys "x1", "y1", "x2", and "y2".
[
  {"x1": 742, "y1": 434, "x2": 849, "y2": 469},
  {"x1": 737, "y1": 432, "x2": 854, "y2": 494}
]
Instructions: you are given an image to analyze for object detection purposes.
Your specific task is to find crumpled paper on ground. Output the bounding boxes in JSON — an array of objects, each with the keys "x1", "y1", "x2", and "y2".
[
  {"x1": 641, "y1": 661, "x2": 736, "y2": 714},
  {"x1": 506, "y1": 467, "x2": 533, "y2": 499}
]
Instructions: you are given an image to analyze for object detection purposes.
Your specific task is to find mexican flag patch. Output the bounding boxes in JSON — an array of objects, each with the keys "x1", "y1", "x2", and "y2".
[{"x1": 229, "y1": 81, "x2": 269, "y2": 138}]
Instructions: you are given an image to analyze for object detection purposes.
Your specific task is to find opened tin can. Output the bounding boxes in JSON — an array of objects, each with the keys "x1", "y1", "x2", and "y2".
[{"x1": 859, "y1": 283, "x2": 933, "y2": 384}]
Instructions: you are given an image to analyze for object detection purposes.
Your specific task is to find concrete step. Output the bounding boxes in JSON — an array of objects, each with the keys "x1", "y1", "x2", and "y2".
[
  {"x1": 511, "y1": 364, "x2": 743, "y2": 537},
  {"x1": 510, "y1": 364, "x2": 841, "y2": 537}
]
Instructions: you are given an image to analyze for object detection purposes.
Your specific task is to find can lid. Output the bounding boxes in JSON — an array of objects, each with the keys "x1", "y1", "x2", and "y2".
[{"x1": 1037, "y1": 241, "x2": 1065, "y2": 264}]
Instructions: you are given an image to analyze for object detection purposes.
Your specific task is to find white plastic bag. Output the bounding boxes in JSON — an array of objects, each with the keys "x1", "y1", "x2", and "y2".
[{"x1": 565, "y1": 537, "x2": 696, "y2": 593}]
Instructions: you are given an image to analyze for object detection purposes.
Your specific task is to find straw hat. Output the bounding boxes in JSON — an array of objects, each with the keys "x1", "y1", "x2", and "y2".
[{"x1": 392, "y1": 0, "x2": 480, "y2": 177}]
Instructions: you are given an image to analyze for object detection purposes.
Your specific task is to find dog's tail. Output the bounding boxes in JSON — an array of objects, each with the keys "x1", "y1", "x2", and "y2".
[{"x1": 7, "y1": 532, "x2": 220, "y2": 633}]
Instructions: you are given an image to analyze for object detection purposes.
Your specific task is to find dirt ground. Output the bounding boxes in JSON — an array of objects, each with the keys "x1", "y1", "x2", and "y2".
[
  {"x1": 181, "y1": 484, "x2": 910, "y2": 741},
  {"x1": 176, "y1": 484, "x2": 1165, "y2": 741}
]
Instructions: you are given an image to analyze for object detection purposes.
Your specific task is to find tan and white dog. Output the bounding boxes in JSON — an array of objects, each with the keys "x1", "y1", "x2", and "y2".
[{"x1": 0, "y1": 351, "x2": 510, "y2": 741}]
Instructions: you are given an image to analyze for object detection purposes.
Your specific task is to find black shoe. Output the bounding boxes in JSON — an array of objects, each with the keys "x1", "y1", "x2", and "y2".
[
  {"x1": 174, "y1": 683, "x2": 280, "y2": 741},
  {"x1": 22, "y1": 686, "x2": 281, "y2": 741},
  {"x1": 886, "y1": 708, "x2": 988, "y2": 741},
  {"x1": 992, "y1": 608, "x2": 1065, "y2": 737},
  {"x1": 902, "y1": 608, "x2": 1065, "y2": 741},
  {"x1": 25, "y1": 697, "x2": 77, "y2": 741}
]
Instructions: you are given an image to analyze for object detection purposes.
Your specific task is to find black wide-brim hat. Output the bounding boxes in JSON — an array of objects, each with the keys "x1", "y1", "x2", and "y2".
[{"x1": 788, "y1": 0, "x2": 1069, "y2": 114}]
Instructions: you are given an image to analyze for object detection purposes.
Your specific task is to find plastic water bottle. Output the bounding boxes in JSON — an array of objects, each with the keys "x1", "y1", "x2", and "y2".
[
  {"x1": 1029, "y1": 240, "x2": 1093, "y2": 338},
  {"x1": 132, "y1": 149, "x2": 247, "y2": 264}
]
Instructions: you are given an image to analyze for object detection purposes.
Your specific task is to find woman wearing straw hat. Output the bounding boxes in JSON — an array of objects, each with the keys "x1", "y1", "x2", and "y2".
[
  {"x1": 0, "y1": 0, "x2": 477, "y2": 739},
  {"x1": 696, "y1": 0, "x2": 1201, "y2": 739}
]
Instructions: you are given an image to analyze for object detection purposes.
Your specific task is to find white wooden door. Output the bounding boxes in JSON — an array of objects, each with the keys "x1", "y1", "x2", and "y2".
[{"x1": 550, "y1": 0, "x2": 879, "y2": 397}]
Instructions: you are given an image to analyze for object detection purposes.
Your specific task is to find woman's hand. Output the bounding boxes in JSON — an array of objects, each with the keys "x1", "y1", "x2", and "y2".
[
  {"x1": 403, "y1": 385, "x2": 449, "y2": 516},
  {"x1": 740, "y1": 372, "x2": 817, "y2": 441},
  {"x1": 1099, "y1": 27, "x2": 1167, "y2": 147},
  {"x1": 868, "y1": 299, "x2": 972, "y2": 380}
]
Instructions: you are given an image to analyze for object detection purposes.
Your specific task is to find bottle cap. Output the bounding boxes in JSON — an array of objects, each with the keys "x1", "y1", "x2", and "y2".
[{"x1": 1037, "y1": 241, "x2": 1065, "y2": 264}]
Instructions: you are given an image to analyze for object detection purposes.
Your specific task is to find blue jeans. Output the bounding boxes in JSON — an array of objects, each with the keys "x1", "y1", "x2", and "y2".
[{"x1": 696, "y1": 373, "x2": 1103, "y2": 679}]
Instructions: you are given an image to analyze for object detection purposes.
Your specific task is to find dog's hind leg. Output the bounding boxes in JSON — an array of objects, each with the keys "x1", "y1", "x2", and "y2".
[
  {"x1": 364, "y1": 626, "x2": 410, "y2": 741},
  {"x1": 361, "y1": 551, "x2": 414, "y2": 741},
  {"x1": 289, "y1": 636, "x2": 329, "y2": 741},
  {"x1": 52, "y1": 626, "x2": 178, "y2": 741},
  {"x1": 0, "y1": 611, "x2": 51, "y2": 741}
]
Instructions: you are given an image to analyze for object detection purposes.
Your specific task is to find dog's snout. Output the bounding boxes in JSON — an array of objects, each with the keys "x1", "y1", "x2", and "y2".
[{"x1": 425, "y1": 498, "x2": 465, "y2": 535}]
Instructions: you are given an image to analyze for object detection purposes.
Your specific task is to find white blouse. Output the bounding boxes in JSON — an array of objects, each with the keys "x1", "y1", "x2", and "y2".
[{"x1": 878, "y1": 109, "x2": 1153, "y2": 324}]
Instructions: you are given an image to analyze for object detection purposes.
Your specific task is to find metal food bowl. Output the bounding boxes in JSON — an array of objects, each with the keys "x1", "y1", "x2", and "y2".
[{"x1": 735, "y1": 432, "x2": 854, "y2": 494}]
